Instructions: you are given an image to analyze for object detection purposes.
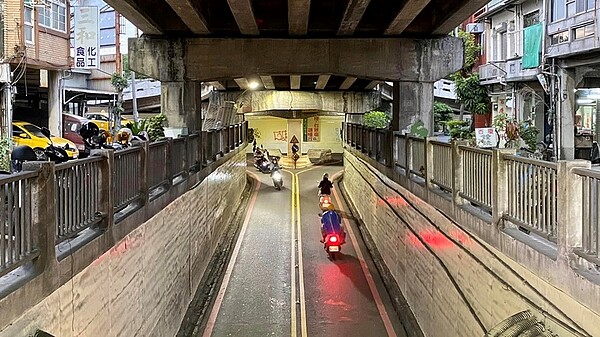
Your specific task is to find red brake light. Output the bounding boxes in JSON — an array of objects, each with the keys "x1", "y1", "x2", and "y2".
[{"x1": 329, "y1": 236, "x2": 338, "y2": 243}]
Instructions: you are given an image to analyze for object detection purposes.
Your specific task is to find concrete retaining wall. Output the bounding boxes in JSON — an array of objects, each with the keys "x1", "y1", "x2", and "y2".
[
  {"x1": 0, "y1": 151, "x2": 247, "y2": 337},
  {"x1": 343, "y1": 151, "x2": 600, "y2": 337}
]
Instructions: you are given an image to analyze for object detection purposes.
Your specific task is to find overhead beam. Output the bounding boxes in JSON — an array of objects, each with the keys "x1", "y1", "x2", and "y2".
[
  {"x1": 288, "y1": 0, "x2": 311, "y2": 35},
  {"x1": 209, "y1": 81, "x2": 226, "y2": 90},
  {"x1": 130, "y1": 37, "x2": 464, "y2": 83},
  {"x1": 338, "y1": 0, "x2": 372, "y2": 35},
  {"x1": 260, "y1": 76, "x2": 276, "y2": 89},
  {"x1": 290, "y1": 75, "x2": 301, "y2": 90},
  {"x1": 340, "y1": 77, "x2": 357, "y2": 90},
  {"x1": 384, "y1": 0, "x2": 431, "y2": 35},
  {"x1": 433, "y1": 0, "x2": 489, "y2": 35},
  {"x1": 165, "y1": 0, "x2": 210, "y2": 34},
  {"x1": 315, "y1": 75, "x2": 330, "y2": 89},
  {"x1": 365, "y1": 80, "x2": 380, "y2": 90},
  {"x1": 234, "y1": 78, "x2": 250, "y2": 89},
  {"x1": 104, "y1": 0, "x2": 162, "y2": 35},
  {"x1": 227, "y1": 0, "x2": 260, "y2": 35}
]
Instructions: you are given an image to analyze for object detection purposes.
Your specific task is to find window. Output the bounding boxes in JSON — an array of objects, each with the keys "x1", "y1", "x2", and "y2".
[
  {"x1": 524, "y1": 11, "x2": 540, "y2": 28},
  {"x1": 38, "y1": 0, "x2": 66, "y2": 32},
  {"x1": 552, "y1": 0, "x2": 595, "y2": 21},
  {"x1": 567, "y1": 0, "x2": 576, "y2": 16},
  {"x1": 552, "y1": 0, "x2": 566, "y2": 21},
  {"x1": 574, "y1": 24, "x2": 595, "y2": 39},
  {"x1": 550, "y1": 31, "x2": 569, "y2": 44},
  {"x1": 24, "y1": 4, "x2": 34, "y2": 43}
]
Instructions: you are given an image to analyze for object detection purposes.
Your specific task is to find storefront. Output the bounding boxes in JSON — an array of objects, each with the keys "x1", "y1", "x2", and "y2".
[{"x1": 574, "y1": 88, "x2": 600, "y2": 158}]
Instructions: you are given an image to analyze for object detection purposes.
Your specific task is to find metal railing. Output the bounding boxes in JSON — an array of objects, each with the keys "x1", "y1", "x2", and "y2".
[
  {"x1": 148, "y1": 140, "x2": 170, "y2": 191},
  {"x1": 55, "y1": 157, "x2": 103, "y2": 244},
  {"x1": 409, "y1": 137, "x2": 425, "y2": 178},
  {"x1": 574, "y1": 168, "x2": 600, "y2": 259},
  {"x1": 114, "y1": 147, "x2": 144, "y2": 213},
  {"x1": 171, "y1": 138, "x2": 187, "y2": 179},
  {"x1": 343, "y1": 121, "x2": 599, "y2": 266},
  {"x1": 430, "y1": 141, "x2": 452, "y2": 191},
  {"x1": 393, "y1": 132, "x2": 407, "y2": 170},
  {"x1": 0, "y1": 171, "x2": 39, "y2": 278},
  {"x1": 504, "y1": 155, "x2": 558, "y2": 241},
  {"x1": 460, "y1": 146, "x2": 493, "y2": 210}
]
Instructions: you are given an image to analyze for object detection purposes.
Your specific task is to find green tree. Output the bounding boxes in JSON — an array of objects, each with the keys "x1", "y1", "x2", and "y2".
[
  {"x1": 450, "y1": 30, "x2": 490, "y2": 120},
  {"x1": 363, "y1": 110, "x2": 390, "y2": 129},
  {"x1": 110, "y1": 72, "x2": 130, "y2": 134},
  {"x1": 433, "y1": 102, "x2": 453, "y2": 132}
]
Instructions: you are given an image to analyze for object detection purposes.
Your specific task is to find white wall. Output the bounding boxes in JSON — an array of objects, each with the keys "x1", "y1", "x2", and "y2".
[
  {"x1": 0, "y1": 151, "x2": 247, "y2": 337},
  {"x1": 247, "y1": 115, "x2": 344, "y2": 154},
  {"x1": 343, "y1": 152, "x2": 600, "y2": 337}
]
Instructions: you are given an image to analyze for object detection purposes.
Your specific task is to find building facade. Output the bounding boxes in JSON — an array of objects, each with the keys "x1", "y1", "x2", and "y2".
[
  {"x1": 478, "y1": 0, "x2": 547, "y2": 145},
  {"x1": 1, "y1": 0, "x2": 71, "y2": 137},
  {"x1": 478, "y1": 0, "x2": 600, "y2": 160}
]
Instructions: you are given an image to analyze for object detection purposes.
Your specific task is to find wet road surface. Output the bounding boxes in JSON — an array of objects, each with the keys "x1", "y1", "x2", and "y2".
[{"x1": 201, "y1": 163, "x2": 406, "y2": 337}]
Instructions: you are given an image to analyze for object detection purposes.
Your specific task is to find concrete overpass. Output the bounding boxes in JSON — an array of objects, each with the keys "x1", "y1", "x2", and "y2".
[
  {"x1": 2, "y1": 2, "x2": 599, "y2": 337},
  {"x1": 105, "y1": 0, "x2": 487, "y2": 136}
]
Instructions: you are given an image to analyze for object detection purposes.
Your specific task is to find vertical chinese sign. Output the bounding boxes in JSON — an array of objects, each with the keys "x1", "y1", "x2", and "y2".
[
  {"x1": 302, "y1": 117, "x2": 320, "y2": 142},
  {"x1": 74, "y1": 7, "x2": 99, "y2": 69}
]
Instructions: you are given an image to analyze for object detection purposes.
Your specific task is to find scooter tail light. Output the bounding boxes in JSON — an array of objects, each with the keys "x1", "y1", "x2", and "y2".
[{"x1": 329, "y1": 235, "x2": 338, "y2": 243}]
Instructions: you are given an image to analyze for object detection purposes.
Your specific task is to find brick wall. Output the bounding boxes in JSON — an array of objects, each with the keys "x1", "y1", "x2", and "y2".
[
  {"x1": 36, "y1": 31, "x2": 69, "y2": 66},
  {"x1": 3, "y1": 0, "x2": 23, "y2": 58},
  {"x1": 2, "y1": 1, "x2": 69, "y2": 67},
  {"x1": 343, "y1": 151, "x2": 600, "y2": 337},
  {"x1": 0, "y1": 151, "x2": 247, "y2": 337}
]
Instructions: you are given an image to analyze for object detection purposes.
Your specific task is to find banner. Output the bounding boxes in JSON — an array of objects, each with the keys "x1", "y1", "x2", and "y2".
[
  {"x1": 74, "y1": 7, "x2": 99, "y2": 69},
  {"x1": 523, "y1": 23, "x2": 542, "y2": 69}
]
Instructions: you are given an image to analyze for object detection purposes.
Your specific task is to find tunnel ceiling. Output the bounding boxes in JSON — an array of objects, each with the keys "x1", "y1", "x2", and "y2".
[
  {"x1": 109, "y1": 0, "x2": 487, "y2": 93},
  {"x1": 106, "y1": 0, "x2": 487, "y2": 38}
]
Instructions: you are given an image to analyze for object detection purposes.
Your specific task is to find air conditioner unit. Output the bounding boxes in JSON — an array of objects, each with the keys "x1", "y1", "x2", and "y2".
[
  {"x1": 466, "y1": 23, "x2": 485, "y2": 34},
  {"x1": 495, "y1": 22, "x2": 508, "y2": 33}
]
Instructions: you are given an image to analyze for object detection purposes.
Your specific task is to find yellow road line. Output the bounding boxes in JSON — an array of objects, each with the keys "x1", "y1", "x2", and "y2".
[
  {"x1": 290, "y1": 171, "x2": 297, "y2": 337},
  {"x1": 295, "y1": 173, "x2": 308, "y2": 337}
]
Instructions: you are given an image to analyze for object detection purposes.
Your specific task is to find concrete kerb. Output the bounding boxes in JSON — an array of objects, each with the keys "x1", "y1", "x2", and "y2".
[{"x1": 335, "y1": 174, "x2": 425, "y2": 337}]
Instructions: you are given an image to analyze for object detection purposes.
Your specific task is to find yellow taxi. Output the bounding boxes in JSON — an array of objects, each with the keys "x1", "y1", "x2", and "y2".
[
  {"x1": 12, "y1": 121, "x2": 79, "y2": 159},
  {"x1": 85, "y1": 112, "x2": 133, "y2": 132}
]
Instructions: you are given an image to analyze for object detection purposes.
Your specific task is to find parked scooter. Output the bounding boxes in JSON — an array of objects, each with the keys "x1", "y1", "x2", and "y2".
[
  {"x1": 79, "y1": 123, "x2": 125, "y2": 151},
  {"x1": 40, "y1": 127, "x2": 69, "y2": 164}
]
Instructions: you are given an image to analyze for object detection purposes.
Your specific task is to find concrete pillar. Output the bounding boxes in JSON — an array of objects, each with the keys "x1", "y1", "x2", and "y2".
[
  {"x1": 161, "y1": 81, "x2": 202, "y2": 135},
  {"x1": 47, "y1": 70, "x2": 61, "y2": 136},
  {"x1": 391, "y1": 81, "x2": 434, "y2": 136},
  {"x1": 491, "y1": 149, "x2": 515, "y2": 227},
  {"x1": 22, "y1": 161, "x2": 56, "y2": 272},
  {"x1": 451, "y1": 141, "x2": 466, "y2": 215},
  {"x1": 558, "y1": 67, "x2": 576, "y2": 160},
  {"x1": 92, "y1": 149, "x2": 114, "y2": 230},
  {"x1": 556, "y1": 160, "x2": 590, "y2": 266}
]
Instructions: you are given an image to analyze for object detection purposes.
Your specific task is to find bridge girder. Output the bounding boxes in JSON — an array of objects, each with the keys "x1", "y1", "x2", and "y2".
[{"x1": 129, "y1": 36, "x2": 464, "y2": 83}]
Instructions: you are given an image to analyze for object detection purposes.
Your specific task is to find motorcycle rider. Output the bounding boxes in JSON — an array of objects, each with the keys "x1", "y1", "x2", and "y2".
[
  {"x1": 318, "y1": 173, "x2": 333, "y2": 196},
  {"x1": 320, "y1": 204, "x2": 346, "y2": 244}
]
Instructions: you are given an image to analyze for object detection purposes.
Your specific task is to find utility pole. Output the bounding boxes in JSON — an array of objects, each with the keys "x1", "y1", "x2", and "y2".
[
  {"x1": 115, "y1": 12, "x2": 121, "y2": 74},
  {"x1": 131, "y1": 27, "x2": 139, "y2": 123}
]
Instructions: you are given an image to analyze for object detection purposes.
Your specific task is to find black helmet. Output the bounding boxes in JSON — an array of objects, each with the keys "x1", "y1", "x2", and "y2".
[
  {"x1": 80, "y1": 122, "x2": 99, "y2": 139},
  {"x1": 11, "y1": 145, "x2": 37, "y2": 162}
]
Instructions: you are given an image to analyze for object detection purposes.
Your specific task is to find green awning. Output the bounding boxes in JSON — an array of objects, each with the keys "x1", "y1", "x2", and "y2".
[{"x1": 523, "y1": 23, "x2": 543, "y2": 69}]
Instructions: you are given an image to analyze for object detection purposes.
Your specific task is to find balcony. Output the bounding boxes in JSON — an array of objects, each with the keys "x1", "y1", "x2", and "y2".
[
  {"x1": 479, "y1": 62, "x2": 506, "y2": 85},
  {"x1": 433, "y1": 79, "x2": 456, "y2": 100},
  {"x1": 505, "y1": 57, "x2": 541, "y2": 82}
]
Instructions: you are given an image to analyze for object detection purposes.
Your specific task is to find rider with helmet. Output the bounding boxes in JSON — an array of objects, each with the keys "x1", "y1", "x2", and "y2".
[
  {"x1": 320, "y1": 203, "x2": 346, "y2": 244},
  {"x1": 318, "y1": 173, "x2": 333, "y2": 196}
]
